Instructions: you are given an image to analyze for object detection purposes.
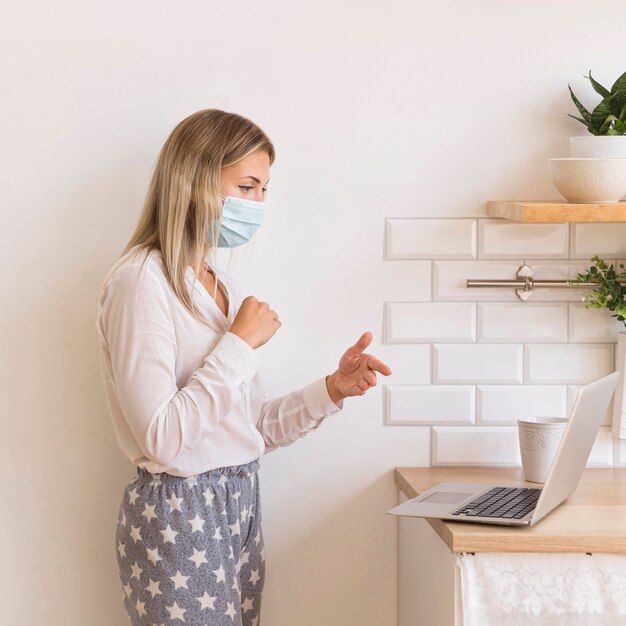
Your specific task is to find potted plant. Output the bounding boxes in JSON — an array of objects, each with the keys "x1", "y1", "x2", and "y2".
[
  {"x1": 568, "y1": 70, "x2": 626, "y2": 158},
  {"x1": 573, "y1": 255, "x2": 626, "y2": 438}
]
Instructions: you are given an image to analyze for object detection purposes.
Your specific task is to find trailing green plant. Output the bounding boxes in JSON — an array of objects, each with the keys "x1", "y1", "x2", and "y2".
[
  {"x1": 573, "y1": 255, "x2": 626, "y2": 327},
  {"x1": 568, "y1": 70, "x2": 626, "y2": 135}
]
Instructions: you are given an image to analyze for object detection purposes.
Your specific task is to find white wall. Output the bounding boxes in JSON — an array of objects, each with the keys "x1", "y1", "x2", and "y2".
[{"x1": 3, "y1": 1, "x2": 626, "y2": 624}]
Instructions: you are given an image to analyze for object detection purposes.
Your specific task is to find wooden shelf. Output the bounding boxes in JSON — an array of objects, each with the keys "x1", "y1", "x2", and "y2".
[{"x1": 487, "y1": 200, "x2": 626, "y2": 223}]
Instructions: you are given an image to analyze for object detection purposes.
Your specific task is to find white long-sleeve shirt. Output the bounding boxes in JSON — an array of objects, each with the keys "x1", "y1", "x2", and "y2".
[{"x1": 96, "y1": 245, "x2": 343, "y2": 477}]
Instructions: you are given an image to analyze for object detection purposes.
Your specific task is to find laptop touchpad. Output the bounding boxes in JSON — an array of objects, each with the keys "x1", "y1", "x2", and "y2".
[{"x1": 421, "y1": 492, "x2": 471, "y2": 504}]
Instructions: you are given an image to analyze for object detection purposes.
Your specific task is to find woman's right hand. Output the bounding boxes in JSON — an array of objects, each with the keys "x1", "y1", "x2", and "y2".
[{"x1": 229, "y1": 295, "x2": 281, "y2": 349}]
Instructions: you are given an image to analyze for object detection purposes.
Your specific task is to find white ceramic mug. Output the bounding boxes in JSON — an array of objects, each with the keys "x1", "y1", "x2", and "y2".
[{"x1": 517, "y1": 417, "x2": 568, "y2": 483}]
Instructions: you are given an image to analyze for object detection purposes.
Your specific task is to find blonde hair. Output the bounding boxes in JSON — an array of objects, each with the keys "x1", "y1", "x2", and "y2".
[{"x1": 120, "y1": 108, "x2": 275, "y2": 326}]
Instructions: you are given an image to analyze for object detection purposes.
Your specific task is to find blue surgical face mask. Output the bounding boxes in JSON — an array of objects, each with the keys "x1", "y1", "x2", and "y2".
[{"x1": 212, "y1": 194, "x2": 266, "y2": 248}]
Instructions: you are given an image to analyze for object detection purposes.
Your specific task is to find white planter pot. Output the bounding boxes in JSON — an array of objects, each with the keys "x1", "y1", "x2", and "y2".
[
  {"x1": 570, "y1": 135, "x2": 626, "y2": 159},
  {"x1": 612, "y1": 331, "x2": 626, "y2": 439}
]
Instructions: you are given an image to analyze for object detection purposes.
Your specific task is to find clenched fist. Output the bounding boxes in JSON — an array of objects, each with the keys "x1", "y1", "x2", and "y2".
[{"x1": 230, "y1": 295, "x2": 281, "y2": 349}]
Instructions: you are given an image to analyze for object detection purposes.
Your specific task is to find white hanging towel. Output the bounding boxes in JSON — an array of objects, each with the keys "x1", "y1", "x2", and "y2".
[
  {"x1": 612, "y1": 332, "x2": 626, "y2": 439},
  {"x1": 457, "y1": 552, "x2": 626, "y2": 626}
]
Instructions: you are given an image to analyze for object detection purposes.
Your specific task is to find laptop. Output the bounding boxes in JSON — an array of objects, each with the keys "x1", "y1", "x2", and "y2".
[{"x1": 387, "y1": 371, "x2": 620, "y2": 526}]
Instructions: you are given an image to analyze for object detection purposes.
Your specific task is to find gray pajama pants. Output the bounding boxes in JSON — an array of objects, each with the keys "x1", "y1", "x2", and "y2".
[{"x1": 115, "y1": 459, "x2": 265, "y2": 625}]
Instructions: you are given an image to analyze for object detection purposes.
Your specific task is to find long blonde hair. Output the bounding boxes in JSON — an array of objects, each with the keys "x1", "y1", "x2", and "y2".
[{"x1": 120, "y1": 108, "x2": 275, "y2": 326}]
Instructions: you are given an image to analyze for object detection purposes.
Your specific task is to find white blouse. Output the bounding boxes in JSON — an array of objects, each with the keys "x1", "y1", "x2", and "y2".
[{"x1": 96, "y1": 245, "x2": 343, "y2": 477}]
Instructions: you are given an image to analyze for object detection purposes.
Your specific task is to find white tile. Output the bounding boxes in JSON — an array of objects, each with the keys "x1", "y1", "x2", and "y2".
[
  {"x1": 587, "y1": 427, "x2": 614, "y2": 467},
  {"x1": 477, "y1": 219, "x2": 568, "y2": 259},
  {"x1": 568, "y1": 385, "x2": 614, "y2": 427},
  {"x1": 432, "y1": 426, "x2": 521, "y2": 466},
  {"x1": 477, "y1": 385, "x2": 567, "y2": 425},
  {"x1": 380, "y1": 260, "x2": 432, "y2": 302},
  {"x1": 433, "y1": 260, "x2": 523, "y2": 301},
  {"x1": 570, "y1": 223, "x2": 626, "y2": 259},
  {"x1": 371, "y1": 344, "x2": 431, "y2": 385},
  {"x1": 385, "y1": 218, "x2": 476, "y2": 259},
  {"x1": 524, "y1": 343, "x2": 614, "y2": 383},
  {"x1": 433, "y1": 344, "x2": 523, "y2": 383},
  {"x1": 568, "y1": 303, "x2": 624, "y2": 342},
  {"x1": 384, "y1": 385, "x2": 475, "y2": 425},
  {"x1": 615, "y1": 439, "x2": 626, "y2": 467},
  {"x1": 477, "y1": 302, "x2": 567, "y2": 342},
  {"x1": 384, "y1": 302, "x2": 476, "y2": 343}
]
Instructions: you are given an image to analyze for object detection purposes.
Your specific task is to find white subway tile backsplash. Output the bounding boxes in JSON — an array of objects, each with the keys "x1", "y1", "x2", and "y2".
[
  {"x1": 477, "y1": 385, "x2": 567, "y2": 425},
  {"x1": 525, "y1": 343, "x2": 614, "y2": 383},
  {"x1": 371, "y1": 343, "x2": 431, "y2": 385},
  {"x1": 385, "y1": 218, "x2": 476, "y2": 259},
  {"x1": 384, "y1": 302, "x2": 476, "y2": 343},
  {"x1": 587, "y1": 427, "x2": 614, "y2": 467},
  {"x1": 477, "y1": 302, "x2": 567, "y2": 342},
  {"x1": 380, "y1": 260, "x2": 432, "y2": 302},
  {"x1": 384, "y1": 385, "x2": 475, "y2": 425},
  {"x1": 432, "y1": 426, "x2": 521, "y2": 466},
  {"x1": 568, "y1": 303, "x2": 624, "y2": 342},
  {"x1": 527, "y1": 260, "x2": 599, "y2": 302},
  {"x1": 567, "y1": 385, "x2": 614, "y2": 427},
  {"x1": 433, "y1": 260, "x2": 523, "y2": 301},
  {"x1": 570, "y1": 223, "x2": 626, "y2": 259},
  {"x1": 433, "y1": 344, "x2": 523, "y2": 383},
  {"x1": 477, "y1": 219, "x2": 568, "y2": 259}
]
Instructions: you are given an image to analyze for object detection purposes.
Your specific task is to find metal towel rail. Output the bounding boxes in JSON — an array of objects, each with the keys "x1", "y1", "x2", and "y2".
[{"x1": 466, "y1": 264, "x2": 626, "y2": 301}]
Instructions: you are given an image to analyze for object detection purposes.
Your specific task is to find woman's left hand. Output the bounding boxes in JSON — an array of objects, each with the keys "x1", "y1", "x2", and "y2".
[{"x1": 325, "y1": 331, "x2": 392, "y2": 404}]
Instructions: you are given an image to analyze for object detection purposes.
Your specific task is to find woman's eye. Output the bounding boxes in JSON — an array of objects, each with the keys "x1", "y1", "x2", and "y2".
[{"x1": 238, "y1": 185, "x2": 253, "y2": 191}]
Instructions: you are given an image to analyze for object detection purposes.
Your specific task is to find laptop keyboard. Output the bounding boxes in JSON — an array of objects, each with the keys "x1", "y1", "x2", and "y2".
[{"x1": 451, "y1": 486, "x2": 542, "y2": 519}]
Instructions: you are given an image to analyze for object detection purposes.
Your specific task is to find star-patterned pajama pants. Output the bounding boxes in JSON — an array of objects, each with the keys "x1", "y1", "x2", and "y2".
[{"x1": 115, "y1": 459, "x2": 265, "y2": 625}]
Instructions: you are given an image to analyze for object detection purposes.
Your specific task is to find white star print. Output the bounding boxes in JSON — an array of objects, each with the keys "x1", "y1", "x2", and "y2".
[
  {"x1": 225, "y1": 601, "x2": 237, "y2": 620},
  {"x1": 228, "y1": 519, "x2": 241, "y2": 537},
  {"x1": 228, "y1": 545, "x2": 234, "y2": 560},
  {"x1": 130, "y1": 561, "x2": 143, "y2": 580},
  {"x1": 129, "y1": 525, "x2": 143, "y2": 542},
  {"x1": 166, "y1": 492, "x2": 184, "y2": 512},
  {"x1": 136, "y1": 599, "x2": 146, "y2": 617},
  {"x1": 141, "y1": 503, "x2": 157, "y2": 522},
  {"x1": 146, "y1": 547, "x2": 162, "y2": 565},
  {"x1": 251, "y1": 616, "x2": 259, "y2": 626},
  {"x1": 166, "y1": 601, "x2": 186, "y2": 620},
  {"x1": 240, "y1": 551, "x2": 250, "y2": 567},
  {"x1": 197, "y1": 591, "x2": 217, "y2": 610},
  {"x1": 145, "y1": 578, "x2": 162, "y2": 598},
  {"x1": 120, "y1": 511, "x2": 127, "y2": 526},
  {"x1": 117, "y1": 541, "x2": 126, "y2": 558},
  {"x1": 212, "y1": 564, "x2": 226, "y2": 583},
  {"x1": 212, "y1": 527, "x2": 223, "y2": 541},
  {"x1": 188, "y1": 547, "x2": 208, "y2": 568},
  {"x1": 149, "y1": 474, "x2": 161, "y2": 487},
  {"x1": 231, "y1": 576, "x2": 240, "y2": 594},
  {"x1": 232, "y1": 491, "x2": 241, "y2": 503},
  {"x1": 123, "y1": 582, "x2": 132, "y2": 598},
  {"x1": 217, "y1": 475, "x2": 228, "y2": 488},
  {"x1": 128, "y1": 487, "x2": 139, "y2": 505},
  {"x1": 184, "y1": 475, "x2": 198, "y2": 487},
  {"x1": 240, "y1": 506, "x2": 249, "y2": 524},
  {"x1": 188, "y1": 513, "x2": 205, "y2": 533},
  {"x1": 249, "y1": 569, "x2": 261, "y2": 586},
  {"x1": 241, "y1": 597, "x2": 254, "y2": 614},
  {"x1": 203, "y1": 488, "x2": 215, "y2": 505},
  {"x1": 160, "y1": 524, "x2": 178, "y2": 544},
  {"x1": 260, "y1": 546, "x2": 265, "y2": 560},
  {"x1": 170, "y1": 570, "x2": 190, "y2": 590},
  {"x1": 254, "y1": 530, "x2": 261, "y2": 546}
]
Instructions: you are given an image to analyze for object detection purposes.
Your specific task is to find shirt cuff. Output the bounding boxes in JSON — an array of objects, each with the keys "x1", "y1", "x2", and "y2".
[
  {"x1": 209, "y1": 331, "x2": 262, "y2": 385},
  {"x1": 302, "y1": 376, "x2": 344, "y2": 421}
]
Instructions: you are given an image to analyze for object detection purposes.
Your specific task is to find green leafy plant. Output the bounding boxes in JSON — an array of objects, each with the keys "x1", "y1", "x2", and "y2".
[
  {"x1": 568, "y1": 70, "x2": 626, "y2": 135},
  {"x1": 573, "y1": 255, "x2": 626, "y2": 327}
]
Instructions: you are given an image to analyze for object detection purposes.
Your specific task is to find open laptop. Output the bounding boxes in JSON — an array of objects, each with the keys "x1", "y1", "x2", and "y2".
[{"x1": 387, "y1": 371, "x2": 620, "y2": 526}]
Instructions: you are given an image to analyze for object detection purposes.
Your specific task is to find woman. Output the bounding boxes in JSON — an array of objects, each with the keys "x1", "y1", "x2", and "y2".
[{"x1": 96, "y1": 108, "x2": 391, "y2": 626}]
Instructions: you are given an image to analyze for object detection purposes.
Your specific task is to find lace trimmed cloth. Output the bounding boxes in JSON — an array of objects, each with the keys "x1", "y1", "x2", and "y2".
[{"x1": 457, "y1": 552, "x2": 626, "y2": 626}]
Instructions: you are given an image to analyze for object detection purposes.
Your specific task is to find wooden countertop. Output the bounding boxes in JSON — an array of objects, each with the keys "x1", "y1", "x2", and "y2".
[{"x1": 395, "y1": 467, "x2": 626, "y2": 553}]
